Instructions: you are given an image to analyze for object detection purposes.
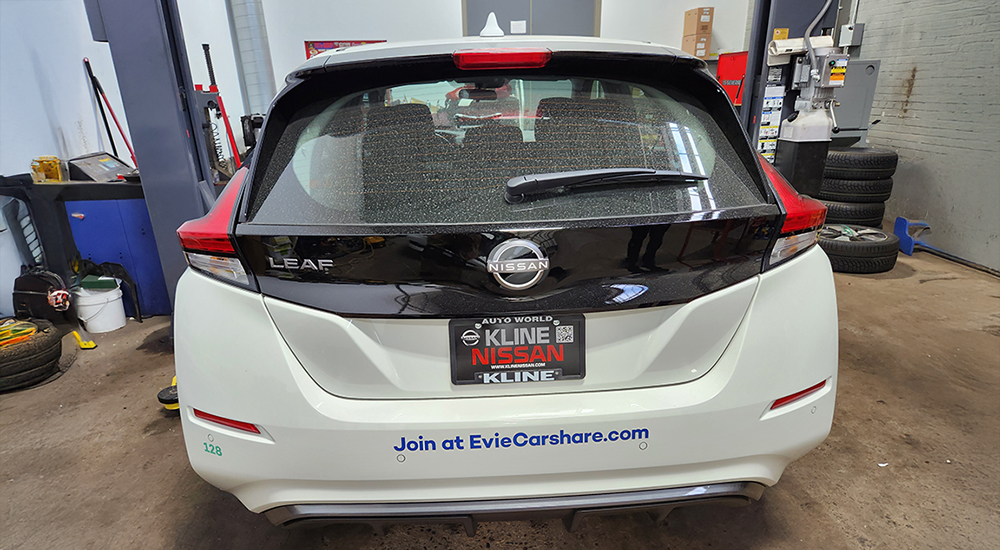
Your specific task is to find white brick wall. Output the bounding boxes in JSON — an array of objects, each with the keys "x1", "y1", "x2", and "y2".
[{"x1": 856, "y1": 0, "x2": 1000, "y2": 270}]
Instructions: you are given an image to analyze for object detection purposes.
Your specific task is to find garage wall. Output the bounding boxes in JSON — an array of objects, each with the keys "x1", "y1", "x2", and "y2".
[
  {"x1": 260, "y1": 0, "x2": 464, "y2": 84},
  {"x1": 0, "y1": 0, "x2": 135, "y2": 317},
  {"x1": 601, "y1": 0, "x2": 752, "y2": 56},
  {"x1": 0, "y1": 0, "x2": 131, "y2": 176},
  {"x1": 856, "y1": 0, "x2": 1000, "y2": 270},
  {"x1": 176, "y1": 1, "x2": 756, "y2": 121},
  {"x1": 173, "y1": 0, "x2": 464, "y2": 136},
  {"x1": 253, "y1": 1, "x2": 757, "y2": 87}
]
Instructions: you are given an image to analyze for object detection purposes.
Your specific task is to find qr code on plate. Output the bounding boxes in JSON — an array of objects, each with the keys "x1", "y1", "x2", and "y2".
[{"x1": 555, "y1": 325, "x2": 574, "y2": 344}]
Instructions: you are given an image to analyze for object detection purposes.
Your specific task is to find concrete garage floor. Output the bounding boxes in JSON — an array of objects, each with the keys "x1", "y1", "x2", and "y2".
[{"x1": 1, "y1": 253, "x2": 998, "y2": 550}]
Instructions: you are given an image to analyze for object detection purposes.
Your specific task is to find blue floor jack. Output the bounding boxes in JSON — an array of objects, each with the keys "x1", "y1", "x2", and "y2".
[
  {"x1": 894, "y1": 217, "x2": 1000, "y2": 276},
  {"x1": 893, "y1": 217, "x2": 936, "y2": 256}
]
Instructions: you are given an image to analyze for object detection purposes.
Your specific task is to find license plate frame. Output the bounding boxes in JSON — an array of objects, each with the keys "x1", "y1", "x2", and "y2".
[{"x1": 449, "y1": 314, "x2": 585, "y2": 385}]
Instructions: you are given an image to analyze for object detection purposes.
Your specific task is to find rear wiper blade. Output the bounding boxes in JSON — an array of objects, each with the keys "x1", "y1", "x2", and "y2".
[{"x1": 505, "y1": 168, "x2": 708, "y2": 203}]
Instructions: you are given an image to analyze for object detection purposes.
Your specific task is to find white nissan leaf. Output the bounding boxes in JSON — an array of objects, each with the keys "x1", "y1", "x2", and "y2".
[{"x1": 174, "y1": 35, "x2": 837, "y2": 533}]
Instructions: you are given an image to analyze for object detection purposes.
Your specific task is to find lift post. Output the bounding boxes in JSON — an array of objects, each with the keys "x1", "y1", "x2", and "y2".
[{"x1": 83, "y1": 0, "x2": 219, "y2": 305}]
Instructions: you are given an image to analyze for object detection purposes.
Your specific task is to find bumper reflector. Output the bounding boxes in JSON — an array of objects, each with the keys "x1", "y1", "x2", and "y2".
[
  {"x1": 770, "y1": 380, "x2": 827, "y2": 410},
  {"x1": 193, "y1": 408, "x2": 260, "y2": 434}
]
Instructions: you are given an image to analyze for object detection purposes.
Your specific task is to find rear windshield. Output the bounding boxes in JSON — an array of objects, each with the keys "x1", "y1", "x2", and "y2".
[{"x1": 248, "y1": 75, "x2": 763, "y2": 226}]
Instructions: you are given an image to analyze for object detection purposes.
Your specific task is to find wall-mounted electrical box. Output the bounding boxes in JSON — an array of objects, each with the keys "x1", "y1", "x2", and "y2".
[
  {"x1": 839, "y1": 23, "x2": 864, "y2": 48},
  {"x1": 822, "y1": 55, "x2": 850, "y2": 87}
]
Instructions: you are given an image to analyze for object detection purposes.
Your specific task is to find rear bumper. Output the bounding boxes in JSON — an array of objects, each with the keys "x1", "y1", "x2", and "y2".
[
  {"x1": 265, "y1": 481, "x2": 765, "y2": 534},
  {"x1": 174, "y1": 246, "x2": 837, "y2": 514}
]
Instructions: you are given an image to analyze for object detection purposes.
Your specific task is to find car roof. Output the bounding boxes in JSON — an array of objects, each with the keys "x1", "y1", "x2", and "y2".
[{"x1": 290, "y1": 35, "x2": 694, "y2": 78}]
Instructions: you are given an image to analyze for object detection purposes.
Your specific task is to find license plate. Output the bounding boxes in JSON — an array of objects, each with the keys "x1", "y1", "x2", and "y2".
[{"x1": 449, "y1": 314, "x2": 585, "y2": 385}]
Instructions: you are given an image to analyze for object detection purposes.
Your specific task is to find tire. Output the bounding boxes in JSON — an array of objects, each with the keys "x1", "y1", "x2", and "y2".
[
  {"x1": 0, "y1": 319, "x2": 61, "y2": 392},
  {"x1": 816, "y1": 177, "x2": 893, "y2": 203},
  {"x1": 824, "y1": 147, "x2": 898, "y2": 179},
  {"x1": 0, "y1": 357, "x2": 60, "y2": 391},
  {"x1": 820, "y1": 199, "x2": 885, "y2": 227},
  {"x1": 827, "y1": 255, "x2": 898, "y2": 274},
  {"x1": 819, "y1": 224, "x2": 899, "y2": 274}
]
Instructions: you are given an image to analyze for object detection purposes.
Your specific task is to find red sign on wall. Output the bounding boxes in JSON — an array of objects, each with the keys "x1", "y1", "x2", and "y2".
[
  {"x1": 305, "y1": 40, "x2": 386, "y2": 59},
  {"x1": 716, "y1": 51, "x2": 749, "y2": 106}
]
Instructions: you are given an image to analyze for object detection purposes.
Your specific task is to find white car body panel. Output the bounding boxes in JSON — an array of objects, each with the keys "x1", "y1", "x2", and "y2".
[
  {"x1": 175, "y1": 246, "x2": 837, "y2": 513},
  {"x1": 264, "y1": 276, "x2": 757, "y2": 399}
]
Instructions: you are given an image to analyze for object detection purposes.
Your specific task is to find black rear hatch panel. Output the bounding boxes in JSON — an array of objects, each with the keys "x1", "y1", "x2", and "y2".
[
  {"x1": 234, "y1": 49, "x2": 781, "y2": 318},
  {"x1": 237, "y1": 207, "x2": 776, "y2": 317}
]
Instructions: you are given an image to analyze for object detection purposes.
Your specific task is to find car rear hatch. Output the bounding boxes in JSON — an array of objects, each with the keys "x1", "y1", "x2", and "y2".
[{"x1": 232, "y1": 42, "x2": 783, "y2": 399}]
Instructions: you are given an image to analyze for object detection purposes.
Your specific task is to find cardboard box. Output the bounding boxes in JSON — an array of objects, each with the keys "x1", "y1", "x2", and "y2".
[
  {"x1": 682, "y1": 33, "x2": 712, "y2": 59},
  {"x1": 683, "y1": 7, "x2": 714, "y2": 37}
]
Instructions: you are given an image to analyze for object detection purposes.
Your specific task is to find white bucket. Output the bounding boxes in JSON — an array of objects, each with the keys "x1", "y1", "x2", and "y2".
[{"x1": 74, "y1": 285, "x2": 127, "y2": 333}]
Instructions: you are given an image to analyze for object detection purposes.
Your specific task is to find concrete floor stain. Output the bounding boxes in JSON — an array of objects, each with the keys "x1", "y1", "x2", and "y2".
[{"x1": 137, "y1": 325, "x2": 173, "y2": 356}]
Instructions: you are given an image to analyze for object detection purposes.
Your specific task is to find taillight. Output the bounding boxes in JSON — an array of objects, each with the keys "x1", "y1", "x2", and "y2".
[
  {"x1": 453, "y1": 48, "x2": 552, "y2": 70},
  {"x1": 177, "y1": 169, "x2": 250, "y2": 286},
  {"x1": 760, "y1": 155, "x2": 827, "y2": 268}
]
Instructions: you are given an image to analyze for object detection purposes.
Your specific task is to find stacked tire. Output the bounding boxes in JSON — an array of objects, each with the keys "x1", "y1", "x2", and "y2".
[
  {"x1": 1, "y1": 319, "x2": 62, "y2": 392},
  {"x1": 816, "y1": 147, "x2": 900, "y2": 273},
  {"x1": 818, "y1": 225, "x2": 900, "y2": 274}
]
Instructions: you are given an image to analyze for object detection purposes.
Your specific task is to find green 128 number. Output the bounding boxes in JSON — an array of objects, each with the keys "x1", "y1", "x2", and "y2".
[{"x1": 203, "y1": 442, "x2": 223, "y2": 456}]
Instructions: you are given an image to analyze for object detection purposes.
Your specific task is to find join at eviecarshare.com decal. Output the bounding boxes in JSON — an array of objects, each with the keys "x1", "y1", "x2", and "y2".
[{"x1": 393, "y1": 427, "x2": 650, "y2": 453}]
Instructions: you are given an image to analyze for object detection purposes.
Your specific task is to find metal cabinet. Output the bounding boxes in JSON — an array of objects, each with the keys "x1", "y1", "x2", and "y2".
[{"x1": 65, "y1": 199, "x2": 171, "y2": 317}]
